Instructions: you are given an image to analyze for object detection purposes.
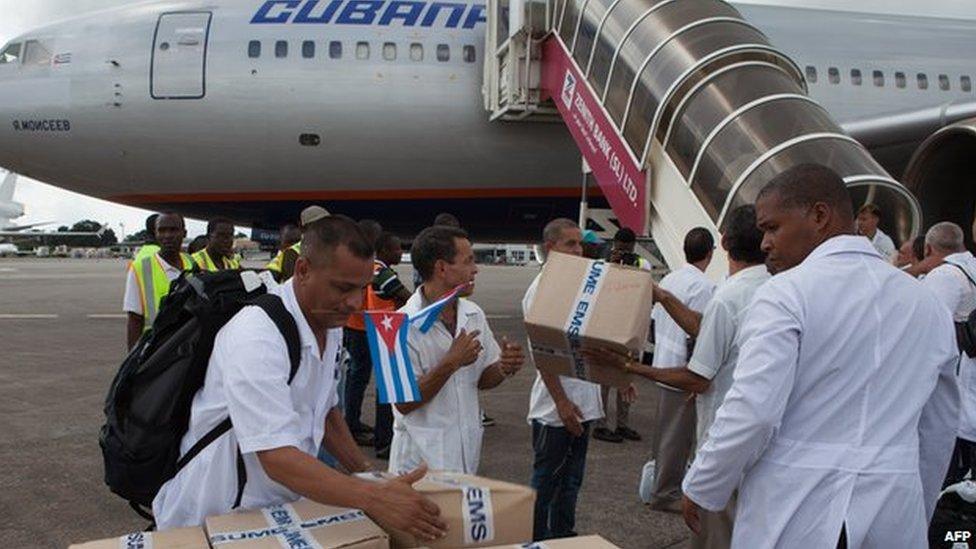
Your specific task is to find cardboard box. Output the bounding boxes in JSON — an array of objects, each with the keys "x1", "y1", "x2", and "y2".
[
  {"x1": 69, "y1": 527, "x2": 209, "y2": 548},
  {"x1": 204, "y1": 499, "x2": 388, "y2": 548},
  {"x1": 481, "y1": 535, "x2": 621, "y2": 548},
  {"x1": 524, "y1": 253, "x2": 653, "y2": 388},
  {"x1": 357, "y1": 471, "x2": 535, "y2": 548}
]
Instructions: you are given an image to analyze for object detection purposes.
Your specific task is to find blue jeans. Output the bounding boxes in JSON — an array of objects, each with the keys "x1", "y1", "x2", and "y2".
[
  {"x1": 343, "y1": 329, "x2": 372, "y2": 432},
  {"x1": 530, "y1": 420, "x2": 591, "y2": 541}
]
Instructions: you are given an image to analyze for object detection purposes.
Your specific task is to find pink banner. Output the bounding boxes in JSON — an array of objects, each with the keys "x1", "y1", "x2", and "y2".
[{"x1": 541, "y1": 38, "x2": 646, "y2": 233}]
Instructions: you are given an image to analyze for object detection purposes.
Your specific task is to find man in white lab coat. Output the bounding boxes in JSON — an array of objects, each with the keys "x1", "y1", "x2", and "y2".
[
  {"x1": 920, "y1": 222, "x2": 976, "y2": 486},
  {"x1": 681, "y1": 164, "x2": 960, "y2": 548},
  {"x1": 389, "y1": 225, "x2": 525, "y2": 475}
]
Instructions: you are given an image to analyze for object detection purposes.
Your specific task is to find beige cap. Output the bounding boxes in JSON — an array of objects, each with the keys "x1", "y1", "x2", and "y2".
[{"x1": 300, "y1": 205, "x2": 330, "y2": 227}]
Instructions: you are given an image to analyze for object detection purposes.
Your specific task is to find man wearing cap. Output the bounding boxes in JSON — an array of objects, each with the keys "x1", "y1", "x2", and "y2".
[{"x1": 267, "y1": 207, "x2": 328, "y2": 282}]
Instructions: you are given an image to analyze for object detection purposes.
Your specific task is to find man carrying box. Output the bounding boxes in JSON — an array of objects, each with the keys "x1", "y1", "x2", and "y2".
[
  {"x1": 152, "y1": 216, "x2": 447, "y2": 543},
  {"x1": 389, "y1": 225, "x2": 525, "y2": 475},
  {"x1": 523, "y1": 218, "x2": 604, "y2": 541}
]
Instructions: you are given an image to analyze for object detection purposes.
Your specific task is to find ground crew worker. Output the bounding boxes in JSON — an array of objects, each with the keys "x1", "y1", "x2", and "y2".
[
  {"x1": 152, "y1": 216, "x2": 447, "y2": 542},
  {"x1": 123, "y1": 212, "x2": 193, "y2": 350},
  {"x1": 681, "y1": 164, "x2": 959, "y2": 547},
  {"x1": 192, "y1": 218, "x2": 240, "y2": 271},
  {"x1": 132, "y1": 214, "x2": 160, "y2": 262},
  {"x1": 266, "y1": 208, "x2": 327, "y2": 282}
]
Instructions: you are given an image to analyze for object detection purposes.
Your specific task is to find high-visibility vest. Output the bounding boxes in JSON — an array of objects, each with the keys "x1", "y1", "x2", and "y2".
[
  {"x1": 347, "y1": 260, "x2": 391, "y2": 331},
  {"x1": 133, "y1": 244, "x2": 160, "y2": 263},
  {"x1": 192, "y1": 249, "x2": 241, "y2": 271},
  {"x1": 131, "y1": 253, "x2": 194, "y2": 331},
  {"x1": 266, "y1": 242, "x2": 301, "y2": 274}
]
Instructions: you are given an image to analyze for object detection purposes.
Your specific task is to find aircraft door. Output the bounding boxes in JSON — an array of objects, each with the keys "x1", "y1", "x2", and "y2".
[{"x1": 151, "y1": 12, "x2": 212, "y2": 99}]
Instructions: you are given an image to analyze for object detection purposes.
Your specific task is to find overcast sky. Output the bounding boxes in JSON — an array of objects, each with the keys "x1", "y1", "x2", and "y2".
[{"x1": 2, "y1": 0, "x2": 975, "y2": 238}]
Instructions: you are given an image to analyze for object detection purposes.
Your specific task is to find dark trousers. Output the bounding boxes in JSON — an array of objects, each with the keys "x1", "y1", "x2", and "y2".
[
  {"x1": 944, "y1": 437, "x2": 976, "y2": 487},
  {"x1": 375, "y1": 403, "x2": 393, "y2": 453},
  {"x1": 530, "y1": 420, "x2": 591, "y2": 541},
  {"x1": 343, "y1": 329, "x2": 372, "y2": 432}
]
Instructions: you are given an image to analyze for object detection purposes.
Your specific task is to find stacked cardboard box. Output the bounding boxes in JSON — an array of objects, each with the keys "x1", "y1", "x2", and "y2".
[
  {"x1": 205, "y1": 499, "x2": 388, "y2": 548},
  {"x1": 356, "y1": 471, "x2": 535, "y2": 548},
  {"x1": 69, "y1": 527, "x2": 209, "y2": 549}
]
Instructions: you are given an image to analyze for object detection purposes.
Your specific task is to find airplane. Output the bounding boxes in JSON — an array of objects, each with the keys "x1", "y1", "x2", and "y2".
[
  {"x1": 0, "y1": 0, "x2": 973, "y2": 245},
  {"x1": 0, "y1": 170, "x2": 28, "y2": 229},
  {"x1": 0, "y1": 169, "x2": 106, "y2": 238}
]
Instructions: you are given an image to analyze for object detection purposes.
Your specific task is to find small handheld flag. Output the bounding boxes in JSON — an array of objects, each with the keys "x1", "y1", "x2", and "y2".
[{"x1": 364, "y1": 284, "x2": 470, "y2": 404}]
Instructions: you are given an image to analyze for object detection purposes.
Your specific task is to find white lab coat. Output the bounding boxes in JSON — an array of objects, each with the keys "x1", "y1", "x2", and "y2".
[
  {"x1": 683, "y1": 235, "x2": 960, "y2": 548},
  {"x1": 389, "y1": 290, "x2": 501, "y2": 475}
]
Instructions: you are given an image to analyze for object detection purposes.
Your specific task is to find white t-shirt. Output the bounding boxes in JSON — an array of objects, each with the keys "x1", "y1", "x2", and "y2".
[
  {"x1": 869, "y1": 229, "x2": 896, "y2": 259},
  {"x1": 923, "y1": 251, "x2": 976, "y2": 442},
  {"x1": 651, "y1": 264, "x2": 716, "y2": 391},
  {"x1": 153, "y1": 280, "x2": 343, "y2": 529},
  {"x1": 523, "y1": 272, "x2": 604, "y2": 427},
  {"x1": 687, "y1": 265, "x2": 770, "y2": 445},
  {"x1": 122, "y1": 253, "x2": 189, "y2": 315},
  {"x1": 389, "y1": 290, "x2": 501, "y2": 475}
]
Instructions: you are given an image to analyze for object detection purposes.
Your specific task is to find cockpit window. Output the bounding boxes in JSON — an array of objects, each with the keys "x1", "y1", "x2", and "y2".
[
  {"x1": 23, "y1": 40, "x2": 52, "y2": 66},
  {"x1": 0, "y1": 43, "x2": 21, "y2": 65}
]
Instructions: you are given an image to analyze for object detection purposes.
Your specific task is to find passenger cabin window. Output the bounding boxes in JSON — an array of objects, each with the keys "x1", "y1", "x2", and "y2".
[
  {"x1": 410, "y1": 43, "x2": 423, "y2": 62},
  {"x1": 850, "y1": 69, "x2": 862, "y2": 86},
  {"x1": 962, "y1": 76, "x2": 973, "y2": 93},
  {"x1": 463, "y1": 45, "x2": 476, "y2": 63},
  {"x1": 918, "y1": 73, "x2": 928, "y2": 90},
  {"x1": 329, "y1": 41, "x2": 342, "y2": 59},
  {"x1": 436, "y1": 44, "x2": 450, "y2": 62},
  {"x1": 895, "y1": 72, "x2": 906, "y2": 89},
  {"x1": 0, "y1": 42, "x2": 21, "y2": 65},
  {"x1": 805, "y1": 65, "x2": 817, "y2": 83},
  {"x1": 302, "y1": 41, "x2": 315, "y2": 59},
  {"x1": 275, "y1": 40, "x2": 288, "y2": 58},
  {"x1": 828, "y1": 67, "x2": 839, "y2": 85},
  {"x1": 23, "y1": 41, "x2": 51, "y2": 66},
  {"x1": 939, "y1": 74, "x2": 950, "y2": 91},
  {"x1": 872, "y1": 70, "x2": 884, "y2": 87},
  {"x1": 356, "y1": 42, "x2": 370, "y2": 60},
  {"x1": 248, "y1": 40, "x2": 261, "y2": 58},
  {"x1": 383, "y1": 42, "x2": 396, "y2": 61}
]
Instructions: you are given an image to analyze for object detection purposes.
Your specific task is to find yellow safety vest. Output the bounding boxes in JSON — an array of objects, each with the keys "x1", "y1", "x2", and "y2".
[
  {"x1": 131, "y1": 252, "x2": 194, "y2": 331},
  {"x1": 192, "y1": 249, "x2": 241, "y2": 271},
  {"x1": 133, "y1": 244, "x2": 160, "y2": 263},
  {"x1": 266, "y1": 242, "x2": 302, "y2": 273}
]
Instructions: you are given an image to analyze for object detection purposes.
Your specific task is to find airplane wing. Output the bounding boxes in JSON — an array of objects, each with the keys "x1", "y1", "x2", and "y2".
[
  {"x1": 841, "y1": 101, "x2": 976, "y2": 150},
  {"x1": 0, "y1": 229, "x2": 105, "y2": 238},
  {"x1": 0, "y1": 221, "x2": 54, "y2": 232}
]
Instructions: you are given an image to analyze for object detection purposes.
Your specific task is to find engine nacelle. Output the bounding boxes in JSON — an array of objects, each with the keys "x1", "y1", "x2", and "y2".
[{"x1": 904, "y1": 118, "x2": 976, "y2": 250}]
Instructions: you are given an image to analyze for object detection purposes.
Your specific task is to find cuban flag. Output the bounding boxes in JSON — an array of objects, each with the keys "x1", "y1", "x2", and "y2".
[{"x1": 364, "y1": 284, "x2": 469, "y2": 404}]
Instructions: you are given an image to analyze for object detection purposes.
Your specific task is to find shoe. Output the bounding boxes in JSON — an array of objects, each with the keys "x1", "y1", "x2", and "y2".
[
  {"x1": 353, "y1": 431, "x2": 375, "y2": 447},
  {"x1": 592, "y1": 427, "x2": 623, "y2": 443},
  {"x1": 375, "y1": 446, "x2": 390, "y2": 460},
  {"x1": 616, "y1": 426, "x2": 642, "y2": 441},
  {"x1": 481, "y1": 412, "x2": 496, "y2": 427}
]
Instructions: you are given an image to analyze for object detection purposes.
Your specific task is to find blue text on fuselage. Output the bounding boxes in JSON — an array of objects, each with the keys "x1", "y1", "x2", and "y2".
[{"x1": 252, "y1": 0, "x2": 486, "y2": 29}]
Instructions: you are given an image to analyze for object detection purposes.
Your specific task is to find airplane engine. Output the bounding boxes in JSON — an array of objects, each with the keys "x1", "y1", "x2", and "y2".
[{"x1": 904, "y1": 118, "x2": 976, "y2": 250}]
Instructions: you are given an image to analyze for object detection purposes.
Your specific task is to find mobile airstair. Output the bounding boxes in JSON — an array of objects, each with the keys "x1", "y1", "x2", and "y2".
[{"x1": 484, "y1": 0, "x2": 921, "y2": 276}]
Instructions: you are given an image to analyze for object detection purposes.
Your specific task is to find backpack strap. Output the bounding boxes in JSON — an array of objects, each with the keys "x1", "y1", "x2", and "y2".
[
  {"x1": 251, "y1": 293, "x2": 302, "y2": 383},
  {"x1": 947, "y1": 262, "x2": 976, "y2": 288}
]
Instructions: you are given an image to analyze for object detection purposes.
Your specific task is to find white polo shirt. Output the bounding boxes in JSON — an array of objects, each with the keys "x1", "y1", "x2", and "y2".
[
  {"x1": 389, "y1": 289, "x2": 501, "y2": 475},
  {"x1": 523, "y1": 272, "x2": 604, "y2": 427},
  {"x1": 869, "y1": 229, "x2": 896, "y2": 259},
  {"x1": 687, "y1": 264, "x2": 770, "y2": 444},
  {"x1": 923, "y1": 251, "x2": 976, "y2": 442},
  {"x1": 651, "y1": 264, "x2": 716, "y2": 391},
  {"x1": 122, "y1": 253, "x2": 189, "y2": 315},
  {"x1": 152, "y1": 280, "x2": 342, "y2": 529}
]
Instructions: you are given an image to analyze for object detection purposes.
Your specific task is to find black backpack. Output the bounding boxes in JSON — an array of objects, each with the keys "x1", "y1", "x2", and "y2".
[
  {"x1": 946, "y1": 263, "x2": 976, "y2": 358},
  {"x1": 99, "y1": 269, "x2": 301, "y2": 520}
]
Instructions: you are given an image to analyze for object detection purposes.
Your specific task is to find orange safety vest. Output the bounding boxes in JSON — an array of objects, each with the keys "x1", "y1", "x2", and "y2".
[{"x1": 346, "y1": 260, "x2": 396, "y2": 330}]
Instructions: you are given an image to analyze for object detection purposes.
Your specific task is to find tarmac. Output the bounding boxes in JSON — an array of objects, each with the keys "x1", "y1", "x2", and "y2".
[{"x1": 0, "y1": 257, "x2": 689, "y2": 548}]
